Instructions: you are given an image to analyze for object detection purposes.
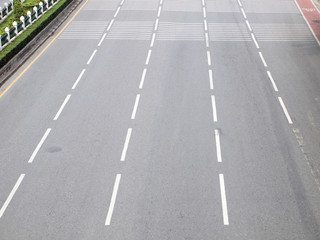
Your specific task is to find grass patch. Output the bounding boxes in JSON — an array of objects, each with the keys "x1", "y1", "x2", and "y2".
[{"x1": 0, "y1": 0, "x2": 72, "y2": 69}]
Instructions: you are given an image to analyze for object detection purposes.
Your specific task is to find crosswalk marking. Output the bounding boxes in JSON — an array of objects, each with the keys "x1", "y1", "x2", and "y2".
[
  {"x1": 122, "y1": 1, "x2": 159, "y2": 11},
  {"x1": 251, "y1": 24, "x2": 314, "y2": 41},
  {"x1": 206, "y1": 0, "x2": 240, "y2": 12},
  {"x1": 59, "y1": 21, "x2": 108, "y2": 40},
  {"x1": 208, "y1": 23, "x2": 251, "y2": 41},
  {"x1": 157, "y1": 22, "x2": 204, "y2": 41},
  {"x1": 106, "y1": 21, "x2": 154, "y2": 40},
  {"x1": 242, "y1": 0, "x2": 299, "y2": 13},
  {"x1": 83, "y1": 0, "x2": 119, "y2": 11},
  {"x1": 163, "y1": 0, "x2": 202, "y2": 12}
]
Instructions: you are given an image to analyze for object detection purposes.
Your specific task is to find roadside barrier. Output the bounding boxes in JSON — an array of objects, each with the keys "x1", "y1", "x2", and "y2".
[
  {"x1": 0, "y1": 0, "x2": 13, "y2": 23},
  {"x1": 0, "y1": 0, "x2": 59, "y2": 50}
]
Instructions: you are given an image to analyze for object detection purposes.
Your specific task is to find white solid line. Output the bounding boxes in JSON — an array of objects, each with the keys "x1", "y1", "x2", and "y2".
[
  {"x1": 87, "y1": 49, "x2": 97, "y2": 65},
  {"x1": 154, "y1": 19, "x2": 159, "y2": 31},
  {"x1": 98, "y1": 33, "x2": 106, "y2": 47},
  {"x1": 258, "y1": 52, "x2": 267, "y2": 67},
  {"x1": 120, "y1": 0, "x2": 124, "y2": 5},
  {"x1": 150, "y1": 33, "x2": 156, "y2": 47},
  {"x1": 205, "y1": 33, "x2": 209, "y2": 47},
  {"x1": 267, "y1": 71, "x2": 279, "y2": 92},
  {"x1": 241, "y1": 8, "x2": 247, "y2": 19},
  {"x1": 54, "y1": 94, "x2": 71, "y2": 120},
  {"x1": 107, "y1": 19, "x2": 114, "y2": 31},
  {"x1": 215, "y1": 130, "x2": 222, "y2": 162},
  {"x1": 219, "y1": 174, "x2": 229, "y2": 225},
  {"x1": 251, "y1": 33, "x2": 260, "y2": 49},
  {"x1": 28, "y1": 128, "x2": 51, "y2": 163},
  {"x1": 204, "y1": 19, "x2": 208, "y2": 31},
  {"x1": 278, "y1": 97, "x2": 293, "y2": 124},
  {"x1": 120, "y1": 128, "x2": 132, "y2": 161},
  {"x1": 145, "y1": 50, "x2": 152, "y2": 65},
  {"x1": 0, "y1": 174, "x2": 25, "y2": 218},
  {"x1": 114, "y1": 7, "x2": 120, "y2": 17},
  {"x1": 131, "y1": 94, "x2": 140, "y2": 119},
  {"x1": 105, "y1": 174, "x2": 121, "y2": 226},
  {"x1": 245, "y1": 20, "x2": 252, "y2": 31},
  {"x1": 237, "y1": 0, "x2": 242, "y2": 7},
  {"x1": 211, "y1": 95, "x2": 218, "y2": 122},
  {"x1": 72, "y1": 69, "x2": 86, "y2": 89},
  {"x1": 207, "y1": 51, "x2": 211, "y2": 66},
  {"x1": 157, "y1": 6, "x2": 162, "y2": 17},
  {"x1": 209, "y1": 69, "x2": 214, "y2": 89},
  {"x1": 139, "y1": 68, "x2": 147, "y2": 89},
  {"x1": 203, "y1": 7, "x2": 206, "y2": 18}
]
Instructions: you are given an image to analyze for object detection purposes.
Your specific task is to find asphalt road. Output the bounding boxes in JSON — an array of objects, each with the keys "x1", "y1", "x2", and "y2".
[{"x1": 0, "y1": 0, "x2": 320, "y2": 239}]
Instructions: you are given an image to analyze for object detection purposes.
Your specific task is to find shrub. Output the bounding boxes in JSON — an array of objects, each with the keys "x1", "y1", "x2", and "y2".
[{"x1": 13, "y1": 0, "x2": 25, "y2": 20}]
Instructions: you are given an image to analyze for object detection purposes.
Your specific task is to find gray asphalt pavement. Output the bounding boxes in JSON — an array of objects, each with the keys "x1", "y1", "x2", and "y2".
[{"x1": 0, "y1": 0, "x2": 320, "y2": 239}]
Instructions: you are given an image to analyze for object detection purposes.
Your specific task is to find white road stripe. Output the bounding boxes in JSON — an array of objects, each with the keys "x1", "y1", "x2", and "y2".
[
  {"x1": 160, "y1": 0, "x2": 163, "y2": 4},
  {"x1": 114, "y1": 7, "x2": 120, "y2": 17},
  {"x1": 205, "y1": 33, "x2": 209, "y2": 47},
  {"x1": 120, "y1": 128, "x2": 132, "y2": 161},
  {"x1": 72, "y1": 69, "x2": 86, "y2": 89},
  {"x1": 120, "y1": 0, "x2": 124, "y2": 5},
  {"x1": 131, "y1": 94, "x2": 140, "y2": 119},
  {"x1": 87, "y1": 49, "x2": 97, "y2": 65},
  {"x1": 204, "y1": 20, "x2": 208, "y2": 31},
  {"x1": 211, "y1": 95, "x2": 218, "y2": 122},
  {"x1": 245, "y1": 20, "x2": 252, "y2": 31},
  {"x1": 241, "y1": 8, "x2": 247, "y2": 19},
  {"x1": 107, "y1": 19, "x2": 114, "y2": 31},
  {"x1": 139, "y1": 68, "x2": 147, "y2": 89},
  {"x1": 258, "y1": 52, "x2": 267, "y2": 67},
  {"x1": 237, "y1": 0, "x2": 242, "y2": 7},
  {"x1": 98, "y1": 33, "x2": 106, "y2": 47},
  {"x1": 278, "y1": 97, "x2": 293, "y2": 124},
  {"x1": 215, "y1": 129, "x2": 222, "y2": 162},
  {"x1": 145, "y1": 50, "x2": 152, "y2": 65},
  {"x1": 54, "y1": 94, "x2": 71, "y2": 120},
  {"x1": 267, "y1": 71, "x2": 279, "y2": 92},
  {"x1": 207, "y1": 51, "x2": 211, "y2": 66},
  {"x1": 251, "y1": 33, "x2": 260, "y2": 49},
  {"x1": 150, "y1": 33, "x2": 156, "y2": 47},
  {"x1": 105, "y1": 174, "x2": 121, "y2": 226},
  {"x1": 219, "y1": 174, "x2": 229, "y2": 225},
  {"x1": 203, "y1": 7, "x2": 206, "y2": 18},
  {"x1": 209, "y1": 69, "x2": 214, "y2": 89},
  {"x1": 0, "y1": 174, "x2": 25, "y2": 218},
  {"x1": 157, "y1": 6, "x2": 162, "y2": 17},
  {"x1": 154, "y1": 19, "x2": 159, "y2": 31},
  {"x1": 28, "y1": 128, "x2": 51, "y2": 163}
]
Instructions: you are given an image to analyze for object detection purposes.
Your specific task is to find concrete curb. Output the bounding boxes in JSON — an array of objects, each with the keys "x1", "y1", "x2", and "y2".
[{"x1": 0, "y1": 0, "x2": 83, "y2": 86}]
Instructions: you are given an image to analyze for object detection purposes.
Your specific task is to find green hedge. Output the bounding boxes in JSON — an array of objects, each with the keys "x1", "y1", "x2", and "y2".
[{"x1": 0, "y1": 0, "x2": 73, "y2": 69}]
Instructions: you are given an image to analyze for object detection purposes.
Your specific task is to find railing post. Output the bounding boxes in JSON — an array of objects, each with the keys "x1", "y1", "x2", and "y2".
[
  {"x1": 33, "y1": 6, "x2": 37, "y2": 18},
  {"x1": 5, "y1": 27, "x2": 10, "y2": 42},
  {"x1": 20, "y1": 16, "x2": 25, "y2": 29},
  {"x1": 13, "y1": 21, "x2": 17, "y2": 37},
  {"x1": 27, "y1": 11, "x2": 31, "y2": 25},
  {"x1": 0, "y1": 7, "x2": 2, "y2": 20}
]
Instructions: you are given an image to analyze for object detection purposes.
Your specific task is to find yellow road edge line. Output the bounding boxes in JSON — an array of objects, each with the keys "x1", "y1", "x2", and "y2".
[{"x1": 0, "y1": 0, "x2": 89, "y2": 99}]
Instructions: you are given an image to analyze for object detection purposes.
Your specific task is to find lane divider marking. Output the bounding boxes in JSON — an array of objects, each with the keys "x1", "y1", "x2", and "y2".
[
  {"x1": 251, "y1": 33, "x2": 260, "y2": 49},
  {"x1": 107, "y1": 19, "x2": 114, "y2": 31},
  {"x1": 105, "y1": 174, "x2": 121, "y2": 226},
  {"x1": 114, "y1": 7, "x2": 120, "y2": 17},
  {"x1": 0, "y1": 174, "x2": 25, "y2": 218},
  {"x1": 54, "y1": 94, "x2": 71, "y2": 120},
  {"x1": 219, "y1": 174, "x2": 229, "y2": 225},
  {"x1": 207, "y1": 51, "x2": 212, "y2": 66},
  {"x1": 278, "y1": 97, "x2": 293, "y2": 124},
  {"x1": 72, "y1": 69, "x2": 86, "y2": 90},
  {"x1": 139, "y1": 68, "x2": 147, "y2": 89},
  {"x1": 267, "y1": 71, "x2": 279, "y2": 92},
  {"x1": 157, "y1": 6, "x2": 162, "y2": 17},
  {"x1": 215, "y1": 129, "x2": 222, "y2": 162},
  {"x1": 241, "y1": 8, "x2": 247, "y2": 19},
  {"x1": 245, "y1": 20, "x2": 252, "y2": 31},
  {"x1": 237, "y1": 0, "x2": 242, "y2": 7},
  {"x1": 28, "y1": 128, "x2": 51, "y2": 163},
  {"x1": 258, "y1": 52, "x2": 267, "y2": 67},
  {"x1": 211, "y1": 95, "x2": 218, "y2": 122},
  {"x1": 205, "y1": 33, "x2": 209, "y2": 47},
  {"x1": 203, "y1": 7, "x2": 206, "y2": 18},
  {"x1": 87, "y1": 49, "x2": 97, "y2": 65},
  {"x1": 209, "y1": 69, "x2": 214, "y2": 89},
  {"x1": 131, "y1": 94, "x2": 140, "y2": 119},
  {"x1": 120, "y1": 128, "x2": 132, "y2": 161},
  {"x1": 154, "y1": 19, "x2": 159, "y2": 31},
  {"x1": 204, "y1": 19, "x2": 208, "y2": 31},
  {"x1": 98, "y1": 33, "x2": 106, "y2": 47},
  {"x1": 145, "y1": 50, "x2": 152, "y2": 65},
  {"x1": 150, "y1": 33, "x2": 156, "y2": 47}
]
